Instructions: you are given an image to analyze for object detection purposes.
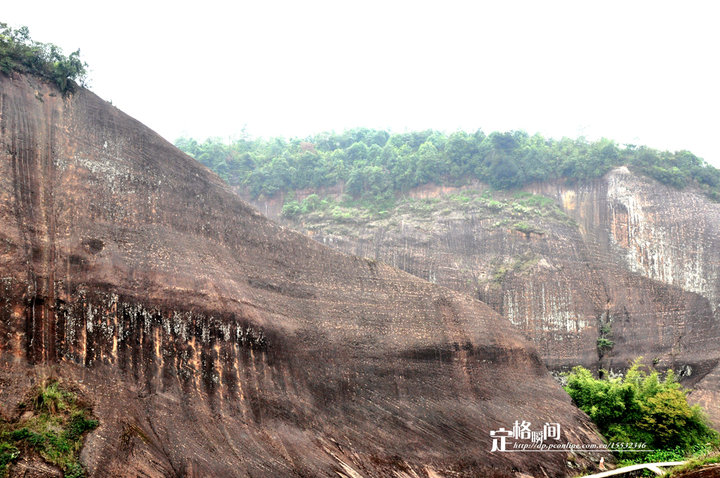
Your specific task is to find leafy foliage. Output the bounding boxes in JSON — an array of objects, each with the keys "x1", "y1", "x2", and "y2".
[
  {"x1": 0, "y1": 23, "x2": 87, "y2": 93},
  {"x1": 177, "y1": 129, "x2": 720, "y2": 208},
  {"x1": 0, "y1": 378, "x2": 97, "y2": 477},
  {"x1": 564, "y1": 360, "x2": 719, "y2": 457},
  {"x1": 596, "y1": 321, "x2": 615, "y2": 358},
  {"x1": 596, "y1": 337, "x2": 615, "y2": 353}
]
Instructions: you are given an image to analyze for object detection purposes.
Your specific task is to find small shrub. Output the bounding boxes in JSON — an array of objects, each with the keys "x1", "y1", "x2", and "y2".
[
  {"x1": 65, "y1": 412, "x2": 98, "y2": 442},
  {"x1": 597, "y1": 337, "x2": 615, "y2": 352},
  {"x1": 280, "y1": 200, "x2": 301, "y2": 217},
  {"x1": 301, "y1": 194, "x2": 322, "y2": 213},
  {"x1": 0, "y1": 379, "x2": 97, "y2": 477},
  {"x1": 485, "y1": 199, "x2": 504, "y2": 211},
  {"x1": 514, "y1": 222, "x2": 542, "y2": 236},
  {"x1": 64, "y1": 461, "x2": 86, "y2": 478}
]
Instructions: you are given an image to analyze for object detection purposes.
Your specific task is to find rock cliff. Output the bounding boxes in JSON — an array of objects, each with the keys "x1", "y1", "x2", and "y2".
[
  {"x1": 0, "y1": 72, "x2": 606, "y2": 476},
  {"x1": 250, "y1": 170, "x2": 720, "y2": 427}
]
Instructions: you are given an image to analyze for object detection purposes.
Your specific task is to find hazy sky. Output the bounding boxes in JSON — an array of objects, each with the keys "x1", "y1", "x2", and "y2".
[{"x1": 4, "y1": 1, "x2": 720, "y2": 165}]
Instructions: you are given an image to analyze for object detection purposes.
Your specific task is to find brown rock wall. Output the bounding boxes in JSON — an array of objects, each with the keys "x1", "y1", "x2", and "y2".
[
  {"x1": 0, "y1": 72, "x2": 606, "y2": 477},
  {"x1": 257, "y1": 169, "x2": 720, "y2": 426}
]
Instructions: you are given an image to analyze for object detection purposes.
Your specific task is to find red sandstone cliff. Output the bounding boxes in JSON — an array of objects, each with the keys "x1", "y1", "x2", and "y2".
[
  {"x1": 0, "y1": 72, "x2": 607, "y2": 476},
  {"x1": 250, "y1": 169, "x2": 720, "y2": 428}
]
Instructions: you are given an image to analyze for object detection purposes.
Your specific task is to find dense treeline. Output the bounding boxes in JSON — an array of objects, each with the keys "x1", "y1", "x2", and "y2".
[
  {"x1": 176, "y1": 128, "x2": 720, "y2": 203},
  {"x1": 0, "y1": 22, "x2": 87, "y2": 93}
]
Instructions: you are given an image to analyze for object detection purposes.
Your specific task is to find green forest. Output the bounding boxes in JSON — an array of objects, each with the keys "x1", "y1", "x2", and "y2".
[
  {"x1": 0, "y1": 23, "x2": 87, "y2": 93},
  {"x1": 175, "y1": 128, "x2": 720, "y2": 207}
]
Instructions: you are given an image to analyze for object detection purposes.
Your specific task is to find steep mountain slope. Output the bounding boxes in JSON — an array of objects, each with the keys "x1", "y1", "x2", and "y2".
[
  {"x1": 245, "y1": 170, "x2": 720, "y2": 427},
  {"x1": 0, "y1": 72, "x2": 607, "y2": 476}
]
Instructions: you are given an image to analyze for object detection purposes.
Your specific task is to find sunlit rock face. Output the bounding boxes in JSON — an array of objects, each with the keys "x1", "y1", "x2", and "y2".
[
  {"x1": 606, "y1": 168, "x2": 718, "y2": 304},
  {"x1": 531, "y1": 169, "x2": 720, "y2": 424},
  {"x1": 0, "y1": 72, "x2": 608, "y2": 477},
  {"x1": 250, "y1": 167, "x2": 720, "y2": 427}
]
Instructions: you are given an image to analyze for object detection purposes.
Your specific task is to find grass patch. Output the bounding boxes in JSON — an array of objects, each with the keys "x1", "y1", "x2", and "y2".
[
  {"x1": 283, "y1": 189, "x2": 568, "y2": 224},
  {"x1": 513, "y1": 221, "x2": 543, "y2": 236},
  {"x1": 0, "y1": 378, "x2": 97, "y2": 477},
  {"x1": 666, "y1": 452, "x2": 720, "y2": 476}
]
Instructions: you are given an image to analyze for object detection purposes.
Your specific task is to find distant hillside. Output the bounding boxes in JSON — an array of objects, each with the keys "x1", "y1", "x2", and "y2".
[
  {"x1": 178, "y1": 131, "x2": 720, "y2": 432},
  {"x1": 176, "y1": 129, "x2": 720, "y2": 209}
]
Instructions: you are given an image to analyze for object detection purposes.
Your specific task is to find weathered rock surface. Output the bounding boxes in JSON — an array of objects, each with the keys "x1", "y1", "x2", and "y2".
[
  {"x1": 250, "y1": 171, "x2": 720, "y2": 427},
  {"x1": 0, "y1": 72, "x2": 607, "y2": 476}
]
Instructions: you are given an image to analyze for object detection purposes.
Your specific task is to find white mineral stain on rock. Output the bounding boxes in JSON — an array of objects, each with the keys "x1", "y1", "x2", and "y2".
[
  {"x1": 504, "y1": 284, "x2": 588, "y2": 333},
  {"x1": 607, "y1": 168, "x2": 717, "y2": 310},
  {"x1": 561, "y1": 190, "x2": 576, "y2": 212}
]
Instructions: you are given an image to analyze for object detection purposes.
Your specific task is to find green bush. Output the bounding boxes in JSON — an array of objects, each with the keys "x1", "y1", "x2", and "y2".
[
  {"x1": 0, "y1": 442, "x2": 19, "y2": 476},
  {"x1": 0, "y1": 379, "x2": 97, "y2": 477},
  {"x1": 301, "y1": 194, "x2": 322, "y2": 213},
  {"x1": 565, "y1": 360, "x2": 719, "y2": 457},
  {"x1": 280, "y1": 200, "x2": 301, "y2": 218},
  {"x1": 596, "y1": 337, "x2": 615, "y2": 352}
]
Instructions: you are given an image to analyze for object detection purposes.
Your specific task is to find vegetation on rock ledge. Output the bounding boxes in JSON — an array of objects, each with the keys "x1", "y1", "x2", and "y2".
[
  {"x1": 0, "y1": 378, "x2": 97, "y2": 477},
  {"x1": 0, "y1": 22, "x2": 87, "y2": 93},
  {"x1": 277, "y1": 189, "x2": 568, "y2": 242}
]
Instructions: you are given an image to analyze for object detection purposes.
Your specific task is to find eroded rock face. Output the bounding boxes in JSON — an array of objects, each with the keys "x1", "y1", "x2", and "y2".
[
  {"x1": 533, "y1": 170, "x2": 720, "y2": 424},
  {"x1": 249, "y1": 171, "x2": 720, "y2": 426},
  {"x1": 0, "y1": 72, "x2": 606, "y2": 477}
]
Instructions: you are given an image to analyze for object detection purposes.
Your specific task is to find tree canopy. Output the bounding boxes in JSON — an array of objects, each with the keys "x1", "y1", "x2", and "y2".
[
  {"x1": 176, "y1": 128, "x2": 720, "y2": 204},
  {"x1": 0, "y1": 22, "x2": 87, "y2": 93}
]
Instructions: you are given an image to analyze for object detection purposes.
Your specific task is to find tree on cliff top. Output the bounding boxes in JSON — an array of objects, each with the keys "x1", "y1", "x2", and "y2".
[{"x1": 0, "y1": 22, "x2": 87, "y2": 93}]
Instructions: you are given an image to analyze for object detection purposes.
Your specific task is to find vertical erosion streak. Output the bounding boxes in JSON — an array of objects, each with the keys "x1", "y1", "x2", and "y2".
[
  {"x1": 42, "y1": 105, "x2": 57, "y2": 363},
  {"x1": 6, "y1": 91, "x2": 58, "y2": 364}
]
